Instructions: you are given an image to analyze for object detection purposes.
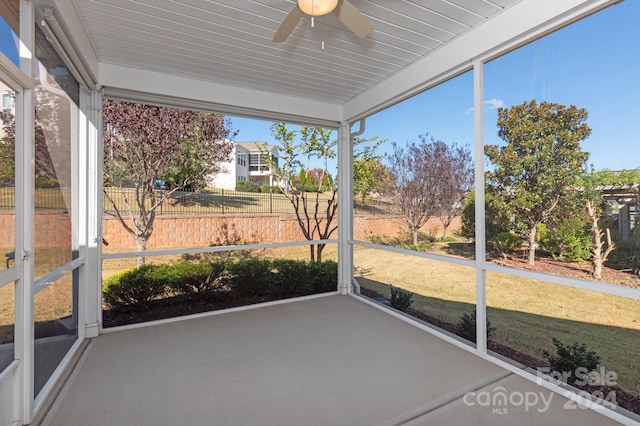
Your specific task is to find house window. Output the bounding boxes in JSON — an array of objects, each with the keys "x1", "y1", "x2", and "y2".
[
  {"x1": 1, "y1": 93, "x2": 12, "y2": 113},
  {"x1": 237, "y1": 152, "x2": 246, "y2": 166},
  {"x1": 249, "y1": 152, "x2": 269, "y2": 172}
]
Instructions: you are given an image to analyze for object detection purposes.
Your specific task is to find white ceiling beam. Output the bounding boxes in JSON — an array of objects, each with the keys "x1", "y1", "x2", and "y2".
[
  {"x1": 100, "y1": 63, "x2": 342, "y2": 127},
  {"x1": 47, "y1": 0, "x2": 100, "y2": 85}
]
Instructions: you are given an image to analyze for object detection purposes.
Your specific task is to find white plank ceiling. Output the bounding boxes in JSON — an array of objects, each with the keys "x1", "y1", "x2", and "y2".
[{"x1": 67, "y1": 0, "x2": 521, "y2": 106}]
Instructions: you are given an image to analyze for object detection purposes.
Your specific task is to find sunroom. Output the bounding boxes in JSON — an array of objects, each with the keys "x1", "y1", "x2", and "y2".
[{"x1": 1, "y1": 0, "x2": 639, "y2": 425}]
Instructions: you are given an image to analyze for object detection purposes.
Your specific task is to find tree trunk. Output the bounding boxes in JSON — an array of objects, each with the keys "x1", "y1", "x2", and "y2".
[
  {"x1": 527, "y1": 224, "x2": 537, "y2": 266},
  {"x1": 309, "y1": 244, "x2": 315, "y2": 262},
  {"x1": 412, "y1": 227, "x2": 419, "y2": 245},
  {"x1": 317, "y1": 244, "x2": 324, "y2": 263},
  {"x1": 593, "y1": 257, "x2": 603, "y2": 280},
  {"x1": 587, "y1": 199, "x2": 615, "y2": 280},
  {"x1": 135, "y1": 236, "x2": 147, "y2": 267},
  {"x1": 440, "y1": 217, "x2": 451, "y2": 240}
]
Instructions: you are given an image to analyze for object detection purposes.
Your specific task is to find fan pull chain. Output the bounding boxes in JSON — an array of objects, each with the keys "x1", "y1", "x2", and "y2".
[{"x1": 311, "y1": 16, "x2": 315, "y2": 28}]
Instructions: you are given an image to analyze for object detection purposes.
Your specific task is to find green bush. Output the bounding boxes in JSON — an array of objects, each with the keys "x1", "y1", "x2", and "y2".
[
  {"x1": 389, "y1": 285, "x2": 413, "y2": 312},
  {"x1": 270, "y1": 259, "x2": 310, "y2": 296},
  {"x1": 542, "y1": 338, "x2": 601, "y2": 385},
  {"x1": 401, "y1": 243, "x2": 433, "y2": 252},
  {"x1": 168, "y1": 261, "x2": 226, "y2": 296},
  {"x1": 540, "y1": 216, "x2": 591, "y2": 261},
  {"x1": 456, "y1": 310, "x2": 496, "y2": 343},
  {"x1": 492, "y1": 232, "x2": 521, "y2": 257},
  {"x1": 294, "y1": 183, "x2": 320, "y2": 193},
  {"x1": 103, "y1": 258, "x2": 341, "y2": 311},
  {"x1": 236, "y1": 181, "x2": 261, "y2": 192},
  {"x1": 103, "y1": 265, "x2": 168, "y2": 309},
  {"x1": 227, "y1": 258, "x2": 274, "y2": 296},
  {"x1": 265, "y1": 185, "x2": 283, "y2": 194},
  {"x1": 461, "y1": 191, "x2": 511, "y2": 242},
  {"x1": 306, "y1": 260, "x2": 338, "y2": 293}
]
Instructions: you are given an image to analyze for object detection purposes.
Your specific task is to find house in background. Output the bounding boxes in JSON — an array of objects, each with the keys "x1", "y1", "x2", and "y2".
[
  {"x1": 209, "y1": 141, "x2": 280, "y2": 190},
  {"x1": 601, "y1": 184, "x2": 640, "y2": 241}
]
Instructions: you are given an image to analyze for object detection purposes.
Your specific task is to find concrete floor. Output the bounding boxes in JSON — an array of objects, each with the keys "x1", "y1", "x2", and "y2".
[{"x1": 38, "y1": 294, "x2": 627, "y2": 425}]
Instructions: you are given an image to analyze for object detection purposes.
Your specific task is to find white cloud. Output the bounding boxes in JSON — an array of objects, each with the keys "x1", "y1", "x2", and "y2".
[
  {"x1": 485, "y1": 98, "x2": 504, "y2": 110},
  {"x1": 464, "y1": 98, "x2": 505, "y2": 114}
]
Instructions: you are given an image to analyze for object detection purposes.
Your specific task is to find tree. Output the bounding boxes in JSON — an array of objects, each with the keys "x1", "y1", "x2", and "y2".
[
  {"x1": 269, "y1": 122, "x2": 298, "y2": 192},
  {"x1": 265, "y1": 123, "x2": 337, "y2": 262},
  {"x1": 575, "y1": 168, "x2": 640, "y2": 279},
  {"x1": 486, "y1": 100, "x2": 591, "y2": 266},
  {"x1": 0, "y1": 110, "x2": 15, "y2": 186},
  {"x1": 388, "y1": 135, "x2": 471, "y2": 245},
  {"x1": 313, "y1": 127, "x2": 336, "y2": 194},
  {"x1": 353, "y1": 136, "x2": 392, "y2": 204},
  {"x1": 103, "y1": 100, "x2": 234, "y2": 264},
  {"x1": 460, "y1": 190, "x2": 512, "y2": 244},
  {"x1": 306, "y1": 167, "x2": 332, "y2": 188},
  {"x1": 436, "y1": 142, "x2": 473, "y2": 239}
]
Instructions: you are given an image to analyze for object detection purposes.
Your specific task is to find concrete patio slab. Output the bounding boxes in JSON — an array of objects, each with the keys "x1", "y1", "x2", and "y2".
[{"x1": 38, "y1": 294, "x2": 624, "y2": 425}]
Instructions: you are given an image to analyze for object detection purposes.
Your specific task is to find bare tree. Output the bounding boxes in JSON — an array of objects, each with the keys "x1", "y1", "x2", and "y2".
[
  {"x1": 103, "y1": 100, "x2": 235, "y2": 264},
  {"x1": 388, "y1": 136, "x2": 470, "y2": 245},
  {"x1": 436, "y1": 143, "x2": 474, "y2": 239}
]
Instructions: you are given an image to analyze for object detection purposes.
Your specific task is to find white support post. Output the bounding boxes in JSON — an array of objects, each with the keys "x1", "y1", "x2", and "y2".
[
  {"x1": 84, "y1": 89, "x2": 103, "y2": 338},
  {"x1": 16, "y1": 1, "x2": 35, "y2": 422},
  {"x1": 71, "y1": 87, "x2": 82, "y2": 339},
  {"x1": 337, "y1": 122, "x2": 354, "y2": 294},
  {"x1": 473, "y1": 61, "x2": 488, "y2": 355}
]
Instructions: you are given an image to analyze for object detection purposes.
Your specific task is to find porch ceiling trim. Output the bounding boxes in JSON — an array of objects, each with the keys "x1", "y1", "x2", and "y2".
[{"x1": 101, "y1": 63, "x2": 342, "y2": 128}]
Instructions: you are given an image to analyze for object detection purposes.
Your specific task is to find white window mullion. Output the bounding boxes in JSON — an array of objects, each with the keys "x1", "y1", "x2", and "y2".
[{"x1": 16, "y1": 0, "x2": 35, "y2": 422}]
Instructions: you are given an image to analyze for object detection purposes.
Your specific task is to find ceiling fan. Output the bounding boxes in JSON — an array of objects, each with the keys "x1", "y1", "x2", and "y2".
[{"x1": 273, "y1": 0, "x2": 373, "y2": 42}]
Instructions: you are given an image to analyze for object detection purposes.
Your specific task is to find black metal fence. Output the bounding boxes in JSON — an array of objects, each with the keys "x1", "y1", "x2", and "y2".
[
  {"x1": 0, "y1": 187, "x2": 68, "y2": 211},
  {"x1": 0, "y1": 186, "x2": 394, "y2": 216},
  {"x1": 104, "y1": 187, "x2": 309, "y2": 216}
]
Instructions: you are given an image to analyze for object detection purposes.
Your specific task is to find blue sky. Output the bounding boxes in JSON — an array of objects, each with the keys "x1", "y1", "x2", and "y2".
[
  {"x1": 2, "y1": 2, "x2": 638, "y2": 173},
  {"x1": 0, "y1": 20, "x2": 19, "y2": 66},
  {"x1": 230, "y1": 0, "x2": 640, "y2": 174}
]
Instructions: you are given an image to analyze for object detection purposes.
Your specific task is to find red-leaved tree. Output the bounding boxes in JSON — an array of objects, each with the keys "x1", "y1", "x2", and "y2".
[
  {"x1": 103, "y1": 100, "x2": 235, "y2": 264},
  {"x1": 388, "y1": 135, "x2": 473, "y2": 245}
]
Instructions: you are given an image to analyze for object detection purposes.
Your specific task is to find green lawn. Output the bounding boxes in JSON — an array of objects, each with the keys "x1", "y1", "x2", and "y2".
[{"x1": 353, "y1": 245, "x2": 640, "y2": 395}]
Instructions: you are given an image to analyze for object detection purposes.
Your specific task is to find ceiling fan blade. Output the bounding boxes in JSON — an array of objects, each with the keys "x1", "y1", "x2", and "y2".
[
  {"x1": 273, "y1": 4, "x2": 304, "y2": 42},
  {"x1": 334, "y1": 0, "x2": 373, "y2": 38}
]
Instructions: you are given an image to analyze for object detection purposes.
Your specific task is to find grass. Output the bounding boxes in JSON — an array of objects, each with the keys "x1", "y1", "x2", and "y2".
[
  {"x1": 353, "y1": 245, "x2": 640, "y2": 394},
  {"x1": 0, "y1": 252, "x2": 75, "y2": 345},
  {"x1": 0, "y1": 187, "x2": 67, "y2": 210}
]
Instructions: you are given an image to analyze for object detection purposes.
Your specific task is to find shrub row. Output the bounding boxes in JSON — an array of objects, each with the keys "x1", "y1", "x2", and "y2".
[
  {"x1": 103, "y1": 259, "x2": 338, "y2": 310},
  {"x1": 235, "y1": 181, "x2": 282, "y2": 193}
]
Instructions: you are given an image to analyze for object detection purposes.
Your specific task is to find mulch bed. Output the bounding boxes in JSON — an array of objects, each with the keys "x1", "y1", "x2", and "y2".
[
  {"x1": 492, "y1": 255, "x2": 640, "y2": 288},
  {"x1": 102, "y1": 292, "x2": 294, "y2": 328}
]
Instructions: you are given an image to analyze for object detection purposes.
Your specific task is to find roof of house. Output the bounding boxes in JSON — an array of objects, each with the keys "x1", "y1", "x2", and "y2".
[{"x1": 236, "y1": 141, "x2": 273, "y2": 152}]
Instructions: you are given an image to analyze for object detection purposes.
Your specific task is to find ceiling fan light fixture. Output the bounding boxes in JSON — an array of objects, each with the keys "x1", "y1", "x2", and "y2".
[{"x1": 297, "y1": 0, "x2": 338, "y2": 16}]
